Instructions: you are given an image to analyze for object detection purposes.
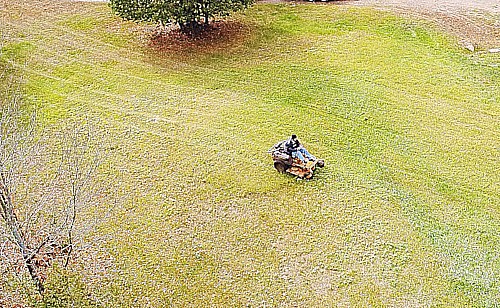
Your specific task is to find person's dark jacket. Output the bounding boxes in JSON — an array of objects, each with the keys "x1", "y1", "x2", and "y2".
[{"x1": 284, "y1": 138, "x2": 300, "y2": 154}]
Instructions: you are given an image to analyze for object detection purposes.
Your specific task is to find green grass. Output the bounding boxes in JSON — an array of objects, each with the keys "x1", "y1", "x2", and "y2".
[{"x1": 2, "y1": 1, "x2": 500, "y2": 306}]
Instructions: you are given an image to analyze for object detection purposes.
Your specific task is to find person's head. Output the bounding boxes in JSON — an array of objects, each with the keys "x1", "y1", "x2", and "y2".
[{"x1": 291, "y1": 134, "x2": 297, "y2": 140}]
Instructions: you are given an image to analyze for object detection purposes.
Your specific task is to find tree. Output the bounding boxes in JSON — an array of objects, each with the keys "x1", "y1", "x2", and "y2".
[
  {"x1": 0, "y1": 59, "x2": 105, "y2": 305},
  {"x1": 110, "y1": 0, "x2": 254, "y2": 34}
]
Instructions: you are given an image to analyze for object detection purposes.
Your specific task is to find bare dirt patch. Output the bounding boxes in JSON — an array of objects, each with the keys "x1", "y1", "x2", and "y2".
[{"x1": 148, "y1": 21, "x2": 252, "y2": 56}]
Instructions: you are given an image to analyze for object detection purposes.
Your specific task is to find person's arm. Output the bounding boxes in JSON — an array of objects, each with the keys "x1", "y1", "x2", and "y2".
[{"x1": 289, "y1": 145, "x2": 298, "y2": 153}]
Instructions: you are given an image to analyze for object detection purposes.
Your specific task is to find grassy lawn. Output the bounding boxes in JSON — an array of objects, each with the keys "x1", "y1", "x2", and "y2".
[{"x1": 1, "y1": 1, "x2": 499, "y2": 306}]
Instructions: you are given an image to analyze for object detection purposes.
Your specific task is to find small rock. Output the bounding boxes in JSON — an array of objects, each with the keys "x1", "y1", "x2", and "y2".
[
  {"x1": 463, "y1": 42, "x2": 475, "y2": 52},
  {"x1": 489, "y1": 48, "x2": 500, "y2": 53}
]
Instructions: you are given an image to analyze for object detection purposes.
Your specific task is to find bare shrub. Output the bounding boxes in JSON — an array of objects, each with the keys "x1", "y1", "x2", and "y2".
[{"x1": 0, "y1": 51, "x2": 106, "y2": 306}]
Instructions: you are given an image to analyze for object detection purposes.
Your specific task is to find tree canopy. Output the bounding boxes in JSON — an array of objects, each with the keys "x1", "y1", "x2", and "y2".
[{"x1": 110, "y1": 0, "x2": 254, "y2": 33}]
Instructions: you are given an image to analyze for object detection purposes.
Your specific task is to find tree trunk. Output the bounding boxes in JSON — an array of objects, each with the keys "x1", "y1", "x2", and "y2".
[
  {"x1": 203, "y1": 1, "x2": 210, "y2": 26},
  {"x1": 0, "y1": 173, "x2": 45, "y2": 294},
  {"x1": 25, "y1": 258, "x2": 45, "y2": 294},
  {"x1": 179, "y1": 20, "x2": 203, "y2": 35}
]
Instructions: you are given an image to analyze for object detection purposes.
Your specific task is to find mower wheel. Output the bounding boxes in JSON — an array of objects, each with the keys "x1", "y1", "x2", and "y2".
[{"x1": 274, "y1": 161, "x2": 287, "y2": 174}]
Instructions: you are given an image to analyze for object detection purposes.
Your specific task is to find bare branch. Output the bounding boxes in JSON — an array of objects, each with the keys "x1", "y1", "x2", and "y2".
[{"x1": 1, "y1": 39, "x2": 108, "y2": 302}]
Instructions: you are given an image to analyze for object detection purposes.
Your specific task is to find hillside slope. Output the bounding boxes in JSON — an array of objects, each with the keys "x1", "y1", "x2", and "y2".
[{"x1": 1, "y1": 0, "x2": 499, "y2": 306}]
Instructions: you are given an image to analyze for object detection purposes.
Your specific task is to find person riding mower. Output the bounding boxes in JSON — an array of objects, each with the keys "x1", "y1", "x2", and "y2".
[{"x1": 268, "y1": 135, "x2": 325, "y2": 179}]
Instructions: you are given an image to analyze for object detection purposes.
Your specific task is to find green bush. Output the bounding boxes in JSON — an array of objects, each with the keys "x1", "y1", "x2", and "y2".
[{"x1": 109, "y1": 0, "x2": 254, "y2": 33}]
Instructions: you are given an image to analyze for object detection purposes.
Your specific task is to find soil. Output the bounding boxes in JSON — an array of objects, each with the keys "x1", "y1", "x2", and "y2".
[{"x1": 148, "y1": 21, "x2": 252, "y2": 56}]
